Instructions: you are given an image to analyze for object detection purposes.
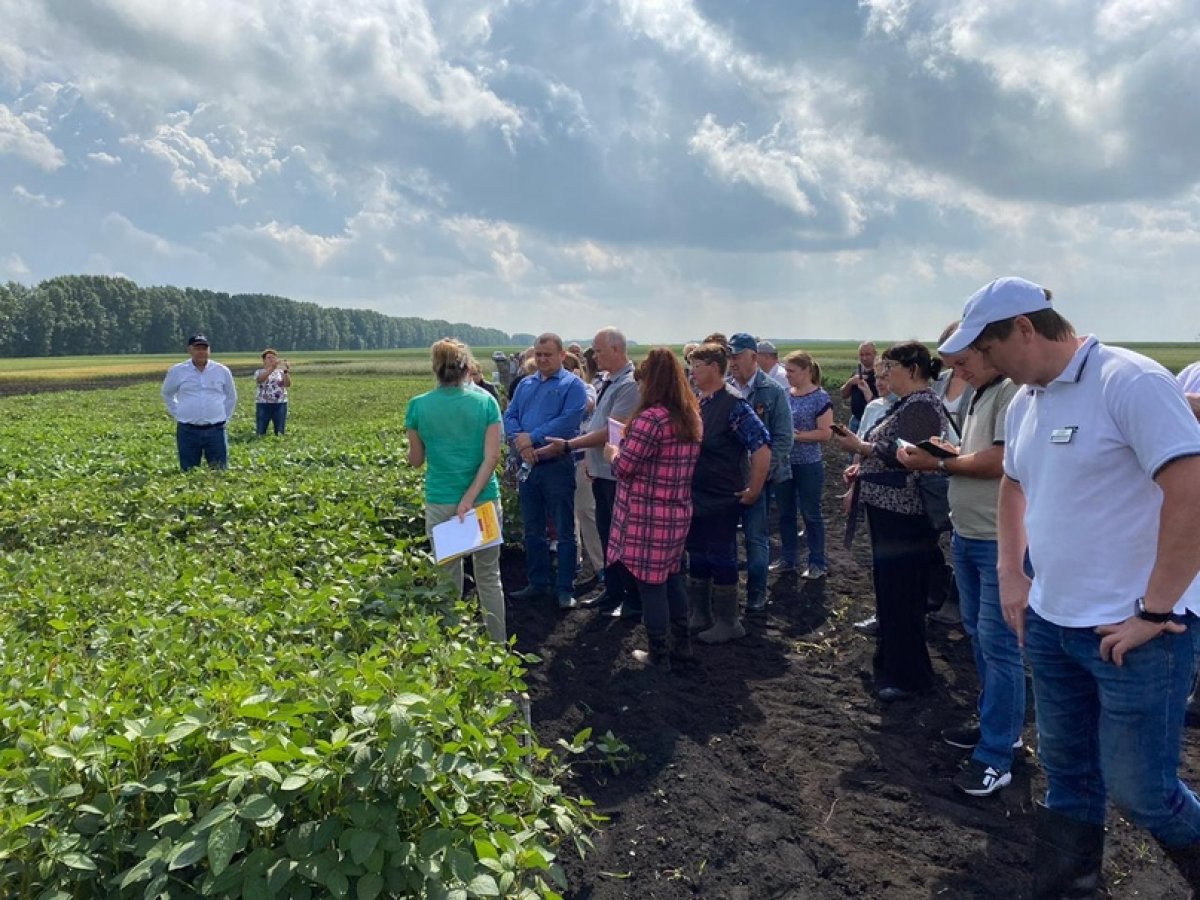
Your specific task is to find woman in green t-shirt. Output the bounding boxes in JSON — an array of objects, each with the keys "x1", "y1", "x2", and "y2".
[{"x1": 406, "y1": 339, "x2": 505, "y2": 641}]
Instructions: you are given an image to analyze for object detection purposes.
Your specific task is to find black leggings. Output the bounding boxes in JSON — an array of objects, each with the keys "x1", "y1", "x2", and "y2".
[
  {"x1": 637, "y1": 573, "x2": 688, "y2": 638},
  {"x1": 866, "y1": 504, "x2": 937, "y2": 692}
]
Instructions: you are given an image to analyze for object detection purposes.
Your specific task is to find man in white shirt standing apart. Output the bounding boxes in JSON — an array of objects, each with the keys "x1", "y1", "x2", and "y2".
[
  {"x1": 161, "y1": 334, "x2": 238, "y2": 471},
  {"x1": 942, "y1": 277, "x2": 1200, "y2": 898}
]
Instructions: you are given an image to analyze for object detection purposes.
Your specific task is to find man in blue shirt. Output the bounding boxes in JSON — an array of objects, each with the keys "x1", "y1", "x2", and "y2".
[
  {"x1": 503, "y1": 333, "x2": 588, "y2": 610},
  {"x1": 726, "y1": 333, "x2": 791, "y2": 613},
  {"x1": 161, "y1": 334, "x2": 238, "y2": 471}
]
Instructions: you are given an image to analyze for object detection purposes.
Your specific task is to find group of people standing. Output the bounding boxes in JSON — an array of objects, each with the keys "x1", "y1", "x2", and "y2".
[{"x1": 160, "y1": 334, "x2": 293, "y2": 471}]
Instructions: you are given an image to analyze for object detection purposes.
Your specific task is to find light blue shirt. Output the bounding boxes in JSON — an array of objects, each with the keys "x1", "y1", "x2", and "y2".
[{"x1": 162, "y1": 359, "x2": 238, "y2": 424}]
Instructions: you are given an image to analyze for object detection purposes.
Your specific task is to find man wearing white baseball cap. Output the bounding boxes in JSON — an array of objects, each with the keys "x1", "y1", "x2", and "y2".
[{"x1": 943, "y1": 277, "x2": 1200, "y2": 897}]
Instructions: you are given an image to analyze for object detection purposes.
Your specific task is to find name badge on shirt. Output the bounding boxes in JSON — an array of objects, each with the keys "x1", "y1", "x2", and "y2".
[{"x1": 1050, "y1": 426, "x2": 1078, "y2": 444}]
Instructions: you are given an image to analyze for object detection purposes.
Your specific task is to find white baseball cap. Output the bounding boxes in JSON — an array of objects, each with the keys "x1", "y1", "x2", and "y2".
[{"x1": 939, "y1": 277, "x2": 1052, "y2": 355}]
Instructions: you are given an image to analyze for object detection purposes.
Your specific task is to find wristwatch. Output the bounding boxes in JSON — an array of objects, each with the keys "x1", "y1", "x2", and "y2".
[
  {"x1": 937, "y1": 459, "x2": 947, "y2": 472},
  {"x1": 1135, "y1": 596, "x2": 1173, "y2": 624}
]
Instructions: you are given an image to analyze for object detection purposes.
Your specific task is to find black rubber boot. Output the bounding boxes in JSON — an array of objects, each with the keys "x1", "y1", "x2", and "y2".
[
  {"x1": 697, "y1": 583, "x2": 746, "y2": 644},
  {"x1": 687, "y1": 576, "x2": 713, "y2": 634},
  {"x1": 1032, "y1": 803, "x2": 1104, "y2": 899},
  {"x1": 1161, "y1": 839, "x2": 1200, "y2": 898},
  {"x1": 631, "y1": 635, "x2": 671, "y2": 671}
]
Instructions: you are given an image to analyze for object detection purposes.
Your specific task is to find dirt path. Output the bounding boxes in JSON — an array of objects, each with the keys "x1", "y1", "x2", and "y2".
[{"x1": 505, "y1": 398, "x2": 1198, "y2": 899}]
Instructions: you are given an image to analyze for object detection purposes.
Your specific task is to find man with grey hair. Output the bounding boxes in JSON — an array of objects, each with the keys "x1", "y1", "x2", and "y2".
[
  {"x1": 756, "y1": 340, "x2": 788, "y2": 388},
  {"x1": 840, "y1": 341, "x2": 879, "y2": 434},
  {"x1": 539, "y1": 327, "x2": 642, "y2": 617}
]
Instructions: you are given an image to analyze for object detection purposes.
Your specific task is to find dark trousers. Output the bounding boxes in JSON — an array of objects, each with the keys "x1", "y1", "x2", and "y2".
[
  {"x1": 255, "y1": 402, "x2": 287, "y2": 435},
  {"x1": 638, "y1": 573, "x2": 688, "y2": 639},
  {"x1": 866, "y1": 504, "x2": 937, "y2": 692},
  {"x1": 176, "y1": 422, "x2": 228, "y2": 471},
  {"x1": 592, "y1": 477, "x2": 639, "y2": 609},
  {"x1": 686, "y1": 511, "x2": 739, "y2": 585}
]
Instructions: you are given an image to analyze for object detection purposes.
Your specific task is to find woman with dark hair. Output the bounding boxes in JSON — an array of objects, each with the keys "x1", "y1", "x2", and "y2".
[
  {"x1": 254, "y1": 348, "x2": 292, "y2": 435},
  {"x1": 832, "y1": 341, "x2": 951, "y2": 701},
  {"x1": 604, "y1": 348, "x2": 703, "y2": 668},
  {"x1": 684, "y1": 343, "x2": 771, "y2": 645},
  {"x1": 406, "y1": 339, "x2": 506, "y2": 642}
]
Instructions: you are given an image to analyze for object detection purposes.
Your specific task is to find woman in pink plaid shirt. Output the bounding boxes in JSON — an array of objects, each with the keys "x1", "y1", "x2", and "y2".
[{"x1": 605, "y1": 349, "x2": 703, "y2": 670}]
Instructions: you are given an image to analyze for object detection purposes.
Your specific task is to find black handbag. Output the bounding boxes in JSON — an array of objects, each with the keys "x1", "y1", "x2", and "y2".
[{"x1": 917, "y1": 472, "x2": 952, "y2": 532}]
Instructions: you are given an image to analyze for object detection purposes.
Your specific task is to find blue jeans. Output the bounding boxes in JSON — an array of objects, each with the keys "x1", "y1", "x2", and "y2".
[
  {"x1": 517, "y1": 458, "x2": 577, "y2": 594},
  {"x1": 776, "y1": 462, "x2": 827, "y2": 569},
  {"x1": 256, "y1": 402, "x2": 287, "y2": 435},
  {"x1": 953, "y1": 532, "x2": 1024, "y2": 771},
  {"x1": 1025, "y1": 609, "x2": 1200, "y2": 847},
  {"x1": 176, "y1": 423, "x2": 227, "y2": 471},
  {"x1": 739, "y1": 490, "x2": 769, "y2": 604}
]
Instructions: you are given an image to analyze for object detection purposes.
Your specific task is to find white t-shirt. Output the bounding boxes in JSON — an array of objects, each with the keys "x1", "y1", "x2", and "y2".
[
  {"x1": 1004, "y1": 337, "x2": 1200, "y2": 627},
  {"x1": 1178, "y1": 360, "x2": 1200, "y2": 394}
]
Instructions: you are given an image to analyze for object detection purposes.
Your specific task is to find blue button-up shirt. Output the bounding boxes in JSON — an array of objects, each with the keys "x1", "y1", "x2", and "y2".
[
  {"x1": 503, "y1": 367, "x2": 587, "y2": 447},
  {"x1": 162, "y1": 360, "x2": 238, "y2": 425}
]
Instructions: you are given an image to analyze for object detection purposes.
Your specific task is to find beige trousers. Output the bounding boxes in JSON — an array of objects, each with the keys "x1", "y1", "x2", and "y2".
[
  {"x1": 424, "y1": 502, "x2": 506, "y2": 642},
  {"x1": 574, "y1": 463, "x2": 604, "y2": 572}
]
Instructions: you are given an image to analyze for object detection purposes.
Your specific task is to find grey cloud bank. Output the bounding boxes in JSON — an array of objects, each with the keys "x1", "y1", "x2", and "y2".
[{"x1": 1, "y1": 0, "x2": 1199, "y2": 344}]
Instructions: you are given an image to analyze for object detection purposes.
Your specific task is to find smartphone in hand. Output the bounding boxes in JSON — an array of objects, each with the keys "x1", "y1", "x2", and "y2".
[{"x1": 831, "y1": 423, "x2": 851, "y2": 437}]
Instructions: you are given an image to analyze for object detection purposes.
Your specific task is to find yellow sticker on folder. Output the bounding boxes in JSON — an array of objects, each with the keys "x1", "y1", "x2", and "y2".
[{"x1": 430, "y1": 500, "x2": 504, "y2": 564}]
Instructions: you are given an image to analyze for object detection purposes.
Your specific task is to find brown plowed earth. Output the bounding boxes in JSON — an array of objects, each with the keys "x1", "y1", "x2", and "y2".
[{"x1": 503, "y1": 394, "x2": 1198, "y2": 900}]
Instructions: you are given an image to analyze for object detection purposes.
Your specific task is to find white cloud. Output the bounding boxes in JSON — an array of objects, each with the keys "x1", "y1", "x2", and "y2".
[
  {"x1": 100, "y1": 212, "x2": 205, "y2": 262},
  {"x1": 12, "y1": 184, "x2": 63, "y2": 207},
  {"x1": 0, "y1": 102, "x2": 65, "y2": 169},
  {"x1": 688, "y1": 115, "x2": 817, "y2": 218},
  {"x1": 86, "y1": 150, "x2": 121, "y2": 165},
  {"x1": 1, "y1": 253, "x2": 31, "y2": 278},
  {"x1": 443, "y1": 215, "x2": 532, "y2": 282}
]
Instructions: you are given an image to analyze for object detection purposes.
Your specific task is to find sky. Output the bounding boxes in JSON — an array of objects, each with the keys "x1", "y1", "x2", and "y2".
[{"x1": 2, "y1": 0, "x2": 1200, "y2": 344}]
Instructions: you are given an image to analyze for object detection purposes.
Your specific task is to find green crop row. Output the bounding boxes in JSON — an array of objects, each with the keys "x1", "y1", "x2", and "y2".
[{"x1": 0, "y1": 375, "x2": 592, "y2": 899}]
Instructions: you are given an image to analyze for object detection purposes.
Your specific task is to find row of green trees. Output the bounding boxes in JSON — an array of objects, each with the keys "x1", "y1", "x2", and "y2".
[{"x1": 0, "y1": 276, "x2": 513, "y2": 356}]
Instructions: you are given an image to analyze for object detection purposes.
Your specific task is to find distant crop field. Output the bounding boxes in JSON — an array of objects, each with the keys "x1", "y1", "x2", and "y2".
[{"x1": 0, "y1": 342, "x2": 1195, "y2": 395}]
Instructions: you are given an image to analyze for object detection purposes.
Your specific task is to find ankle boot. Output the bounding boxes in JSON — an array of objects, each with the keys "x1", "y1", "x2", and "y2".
[
  {"x1": 687, "y1": 577, "x2": 713, "y2": 634},
  {"x1": 1032, "y1": 803, "x2": 1104, "y2": 899},
  {"x1": 670, "y1": 617, "x2": 693, "y2": 661},
  {"x1": 631, "y1": 634, "x2": 671, "y2": 671},
  {"x1": 1160, "y1": 839, "x2": 1200, "y2": 898},
  {"x1": 698, "y1": 583, "x2": 746, "y2": 644}
]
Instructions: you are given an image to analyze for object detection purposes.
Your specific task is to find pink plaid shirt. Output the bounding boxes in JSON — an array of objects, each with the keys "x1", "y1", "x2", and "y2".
[{"x1": 608, "y1": 405, "x2": 701, "y2": 584}]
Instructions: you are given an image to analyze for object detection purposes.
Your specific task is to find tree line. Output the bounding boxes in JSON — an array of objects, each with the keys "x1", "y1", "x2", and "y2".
[{"x1": 0, "y1": 275, "x2": 514, "y2": 357}]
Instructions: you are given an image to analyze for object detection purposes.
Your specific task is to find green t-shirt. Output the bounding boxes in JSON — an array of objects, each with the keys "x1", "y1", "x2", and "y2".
[{"x1": 405, "y1": 385, "x2": 502, "y2": 505}]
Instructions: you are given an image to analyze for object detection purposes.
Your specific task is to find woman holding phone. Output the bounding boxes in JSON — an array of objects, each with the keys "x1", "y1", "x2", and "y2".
[
  {"x1": 254, "y1": 348, "x2": 292, "y2": 436},
  {"x1": 831, "y1": 341, "x2": 950, "y2": 702}
]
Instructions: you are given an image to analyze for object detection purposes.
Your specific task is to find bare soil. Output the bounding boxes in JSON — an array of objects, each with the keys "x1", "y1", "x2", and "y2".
[{"x1": 503, "y1": 396, "x2": 1199, "y2": 900}]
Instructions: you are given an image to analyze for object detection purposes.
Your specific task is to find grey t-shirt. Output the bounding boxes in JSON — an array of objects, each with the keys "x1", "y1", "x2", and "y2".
[
  {"x1": 584, "y1": 361, "x2": 639, "y2": 481},
  {"x1": 949, "y1": 378, "x2": 1018, "y2": 540}
]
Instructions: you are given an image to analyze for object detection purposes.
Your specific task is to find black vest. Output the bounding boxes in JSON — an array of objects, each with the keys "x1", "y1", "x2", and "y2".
[{"x1": 692, "y1": 386, "x2": 750, "y2": 517}]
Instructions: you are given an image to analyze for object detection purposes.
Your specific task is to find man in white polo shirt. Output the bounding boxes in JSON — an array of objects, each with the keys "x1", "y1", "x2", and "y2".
[{"x1": 940, "y1": 277, "x2": 1200, "y2": 898}]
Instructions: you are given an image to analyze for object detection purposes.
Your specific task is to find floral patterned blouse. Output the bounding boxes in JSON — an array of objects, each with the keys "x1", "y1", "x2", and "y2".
[
  {"x1": 254, "y1": 368, "x2": 288, "y2": 405},
  {"x1": 858, "y1": 389, "x2": 949, "y2": 516}
]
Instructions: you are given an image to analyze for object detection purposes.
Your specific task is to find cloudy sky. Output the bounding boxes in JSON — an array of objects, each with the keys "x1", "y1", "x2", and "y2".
[{"x1": 3, "y1": 0, "x2": 1199, "y2": 343}]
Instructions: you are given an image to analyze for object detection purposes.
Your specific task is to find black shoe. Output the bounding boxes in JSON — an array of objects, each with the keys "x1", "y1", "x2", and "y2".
[
  {"x1": 768, "y1": 559, "x2": 798, "y2": 574},
  {"x1": 942, "y1": 724, "x2": 1024, "y2": 751},
  {"x1": 953, "y1": 760, "x2": 1012, "y2": 797},
  {"x1": 745, "y1": 598, "x2": 768, "y2": 617},
  {"x1": 578, "y1": 588, "x2": 608, "y2": 608},
  {"x1": 619, "y1": 604, "x2": 643, "y2": 621},
  {"x1": 876, "y1": 686, "x2": 915, "y2": 703},
  {"x1": 853, "y1": 615, "x2": 879, "y2": 636},
  {"x1": 942, "y1": 724, "x2": 981, "y2": 749},
  {"x1": 557, "y1": 592, "x2": 578, "y2": 610},
  {"x1": 508, "y1": 584, "x2": 551, "y2": 601}
]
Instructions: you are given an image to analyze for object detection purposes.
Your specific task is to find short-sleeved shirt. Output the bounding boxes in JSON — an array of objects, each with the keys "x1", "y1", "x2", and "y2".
[
  {"x1": 406, "y1": 386, "x2": 502, "y2": 505},
  {"x1": 786, "y1": 388, "x2": 832, "y2": 466},
  {"x1": 948, "y1": 378, "x2": 1018, "y2": 541},
  {"x1": 1004, "y1": 337, "x2": 1200, "y2": 627},
  {"x1": 585, "y1": 362, "x2": 639, "y2": 481},
  {"x1": 254, "y1": 369, "x2": 288, "y2": 404},
  {"x1": 1178, "y1": 361, "x2": 1200, "y2": 394}
]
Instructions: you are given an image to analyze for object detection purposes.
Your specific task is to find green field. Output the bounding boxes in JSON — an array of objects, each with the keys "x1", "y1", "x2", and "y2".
[{"x1": 0, "y1": 373, "x2": 590, "y2": 899}]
